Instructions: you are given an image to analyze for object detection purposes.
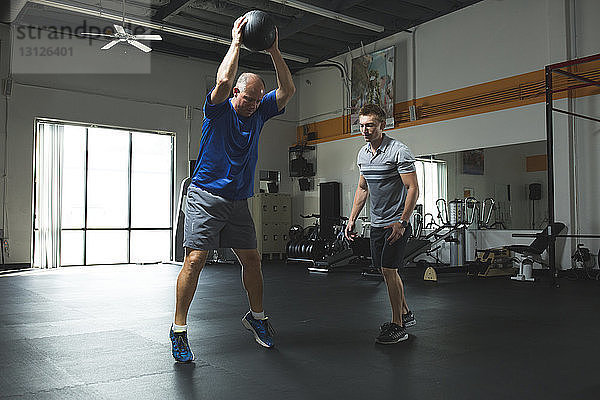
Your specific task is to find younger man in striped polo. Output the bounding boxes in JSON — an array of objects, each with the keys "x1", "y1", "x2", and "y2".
[{"x1": 345, "y1": 104, "x2": 420, "y2": 344}]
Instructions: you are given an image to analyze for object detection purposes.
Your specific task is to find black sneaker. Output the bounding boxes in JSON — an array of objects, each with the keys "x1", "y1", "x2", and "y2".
[
  {"x1": 402, "y1": 311, "x2": 416, "y2": 327},
  {"x1": 380, "y1": 312, "x2": 415, "y2": 332},
  {"x1": 380, "y1": 321, "x2": 392, "y2": 333},
  {"x1": 376, "y1": 322, "x2": 408, "y2": 344}
]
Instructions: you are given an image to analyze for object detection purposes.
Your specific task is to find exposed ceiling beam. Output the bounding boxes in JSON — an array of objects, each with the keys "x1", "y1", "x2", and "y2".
[
  {"x1": 399, "y1": 0, "x2": 457, "y2": 13},
  {"x1": 278, "y1": 0, "x2": 368, "y2": 40},
  {"x1": 268, "y1": 0, "x2": 383, "y2": 32},
  {"x1": 152, "y1": 0, "x2": 194, "y2": 22}
]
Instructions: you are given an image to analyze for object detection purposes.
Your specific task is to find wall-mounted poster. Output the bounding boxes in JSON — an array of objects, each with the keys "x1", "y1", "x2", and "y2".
[
  {"x1": 350, "y1": 46, "x2": 395, "y2": 133},
  {"x1": 462, "y1": 149, "x2": 484, "y2": 175}
]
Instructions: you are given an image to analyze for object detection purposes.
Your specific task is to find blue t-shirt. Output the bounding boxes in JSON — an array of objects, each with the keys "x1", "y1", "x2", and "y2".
[{"x1": 191, "y1": 89, "x2": 284, "y2": 200}]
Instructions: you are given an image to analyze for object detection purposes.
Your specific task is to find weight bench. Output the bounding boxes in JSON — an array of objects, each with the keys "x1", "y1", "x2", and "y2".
[{"x1": 506, "y1": 222, "x2": 566, "y2": 281}]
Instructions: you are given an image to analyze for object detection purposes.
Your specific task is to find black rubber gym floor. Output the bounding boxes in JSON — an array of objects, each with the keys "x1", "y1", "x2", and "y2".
[{"x1": 0, "y1": 262, "x2": 598, "y2": 399}]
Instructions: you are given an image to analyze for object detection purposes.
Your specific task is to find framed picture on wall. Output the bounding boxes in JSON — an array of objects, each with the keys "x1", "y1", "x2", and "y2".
[
  {"x1": 462, "y1": 149, "x2": 484, "y2": 175},
  {"x1": 350, "y1": 46, "x2": 395, "y2": 133}
]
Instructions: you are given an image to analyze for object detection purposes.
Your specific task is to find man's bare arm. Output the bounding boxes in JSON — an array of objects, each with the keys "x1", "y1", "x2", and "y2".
[
  {"x1": 211, "y1": 16, "x2": 246, "y2": 105},
  {"x1": 265, "y1": 29, "x2": 295, "y2": 110}
]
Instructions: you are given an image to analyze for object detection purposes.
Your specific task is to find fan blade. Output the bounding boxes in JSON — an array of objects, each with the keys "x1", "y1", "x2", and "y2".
[
  {"x1": 114, "y1": 24, "x2": 126, "y2": 35},
  {"x1": 127, "y1": 40, "x2": 152, "y2": 53},
  {"x1": 80, "y1": 33, "x2": 115, "y2": 37},
  {"x1": 132, "y1": 35, "x2": 162, "y2": 41},
  {"x1": 101, "y1": 39, "x2": 123, "y2": 50}
]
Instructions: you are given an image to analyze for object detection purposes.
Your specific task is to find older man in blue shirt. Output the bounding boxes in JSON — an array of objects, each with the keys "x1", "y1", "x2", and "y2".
[{"x1": 170, "y1": 15, "x2": 295, "y2": 362}]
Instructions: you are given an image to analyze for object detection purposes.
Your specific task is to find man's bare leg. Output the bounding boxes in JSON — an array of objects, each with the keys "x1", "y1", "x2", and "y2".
[
  {"x1": 233, "y1": 248, "x2": 263, "y2": 312},
  {"x1": 174, "y1": 248, "x2": 209, "y2": 325},
  {"x1": 381, "y1": 267, "x2": 406, "y2": 325}
]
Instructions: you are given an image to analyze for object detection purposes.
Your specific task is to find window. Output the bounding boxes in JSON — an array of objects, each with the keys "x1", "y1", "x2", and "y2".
[
  {"x1": 33, "y1": 121, "x2": 174, "y2": 267},
  {"x1": 414, "y1": 158, "x2": 447, "y2": 222}
]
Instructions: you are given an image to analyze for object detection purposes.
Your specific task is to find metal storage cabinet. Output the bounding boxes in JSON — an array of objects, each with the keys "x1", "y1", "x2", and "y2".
[{"x1": 250, "y1": 193, "x2": 291, "y2": 258}]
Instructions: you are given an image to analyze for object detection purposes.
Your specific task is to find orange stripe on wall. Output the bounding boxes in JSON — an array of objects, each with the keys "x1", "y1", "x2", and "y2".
[{"x1": 296, "y1": 60, "x2": 600, "y2": 145}]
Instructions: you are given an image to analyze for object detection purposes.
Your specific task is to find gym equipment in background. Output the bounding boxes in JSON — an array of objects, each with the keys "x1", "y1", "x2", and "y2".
[
  {"x1": 448, "y1": 199, "x2": 466, "y2": 267},
  {"x1": 508, "y1": 222, "x2": 566, "y2": 282},
  {"x1": 398, "y1": 198, "x2": 478, "y2": 280},
  {"x1": 285, "y1": 214, "x2": 367, "y2": 272},
  {"x1": 514, "y1": 258, "x2": 535, "y2": 282},
  {"x1": 572, "y1": 244, "x2": 592, "y2": 269},
  {"x1": 285, "y1": 214, "x2": 326, "y2": 263},
  {"x1": 467, "y1": 247, "x2": 516, "y2": 278},
  {"x1": 241, "y1": 10, "x2": 276, "y2": 51},
  {"x1": 475, "y1": 198, "x2": 496, "y2": 229}
]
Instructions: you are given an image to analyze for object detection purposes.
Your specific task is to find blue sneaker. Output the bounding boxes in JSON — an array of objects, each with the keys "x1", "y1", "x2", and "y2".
[
  {"x1": 170, "y1": 325, "x2": 194, "y2": 363},
  {"x1": 241, "y1": 312, "x2": 275, "y2": 348}
]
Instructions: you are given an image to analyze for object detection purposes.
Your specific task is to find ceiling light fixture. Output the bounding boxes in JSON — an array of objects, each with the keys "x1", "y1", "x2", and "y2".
[
  {"x1": 28, "y1": 0, "x2": 310, "y2": 63},
  {"x1": 268, "y1": 0, "x2": 384, "y2": 32}
]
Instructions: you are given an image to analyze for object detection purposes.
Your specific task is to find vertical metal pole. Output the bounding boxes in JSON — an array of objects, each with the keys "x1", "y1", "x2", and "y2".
[
  {"x1": 127, "y1": 132, "x2": 133, "y2": 264},
  {"x1": 545, "y1": 67, "x2": 557, "y2": 285},
  {"x1": 565, "y1": 0, "x2": 580, "y2": 255},
  {"x1": 170, "y1": 136, "x2": 175, "y2": 262},
  {"x1": 83, "y1": 128, "x2": 89, "y2": 266}
]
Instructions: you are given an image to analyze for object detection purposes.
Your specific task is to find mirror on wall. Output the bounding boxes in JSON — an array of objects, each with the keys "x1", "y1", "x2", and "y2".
[{"x1": 433, "y1": 140, "x2": 548, "y2": 230}]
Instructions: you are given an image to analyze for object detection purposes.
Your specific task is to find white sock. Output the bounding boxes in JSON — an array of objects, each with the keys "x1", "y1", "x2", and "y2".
[
  {"x1": 172, "y1": 323, "x2": 188, "y2": 332},
  {"x1": 251, "y1": 310, "x2": 266, "y2": 320}
]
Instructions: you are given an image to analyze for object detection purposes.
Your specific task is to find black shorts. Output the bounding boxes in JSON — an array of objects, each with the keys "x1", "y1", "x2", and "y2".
[{"x1": 370, "y1": 225, "x2": 412, "y2": 269}]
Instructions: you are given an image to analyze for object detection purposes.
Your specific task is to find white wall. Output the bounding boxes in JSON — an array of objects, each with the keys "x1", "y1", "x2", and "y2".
[
  {"x1": 1, "y1": 27, "x2": 298, "y2": 264},
  {"x1": 414, "y1": 0, "x2": 563, "y2": 96},
  {"x1": 292, "y1": 0, "x2": 600, "y2": 268}
]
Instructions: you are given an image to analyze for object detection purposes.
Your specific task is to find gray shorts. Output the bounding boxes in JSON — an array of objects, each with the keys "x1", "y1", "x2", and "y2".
[{"x1": 183, "y1": 185, "x2": 257, "y2": 250}]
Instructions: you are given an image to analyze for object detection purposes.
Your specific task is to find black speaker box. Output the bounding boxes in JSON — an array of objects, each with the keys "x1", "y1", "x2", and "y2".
[
  {"x1": 320, "y1": 182, "x2": 341, "y2": 240},
  {"x1": 290, "y1": 157, "x2": 307, "y2": 177},
  {"x1": 529, "y1": 183, "x2": 542, "y2": 200}
]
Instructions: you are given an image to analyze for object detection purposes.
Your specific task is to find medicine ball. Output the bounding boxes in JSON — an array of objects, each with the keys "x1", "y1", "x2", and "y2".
[{"x1": 241, "y1": 10, "x2": 276, "y2": 52}]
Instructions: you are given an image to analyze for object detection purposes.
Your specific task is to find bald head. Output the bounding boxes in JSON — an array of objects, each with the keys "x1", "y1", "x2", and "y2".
[
  {"x1": 235, "y1": 73, "x2": 265, "y2": 93},
  {"x1": 232, "y1": 72, "x2": 266, "y2": 117}
]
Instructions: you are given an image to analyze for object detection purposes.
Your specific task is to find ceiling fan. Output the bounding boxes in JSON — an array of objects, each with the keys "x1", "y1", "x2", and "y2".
[{"x1": 80, "y1": 0, "x2": 162, "y2": 52}]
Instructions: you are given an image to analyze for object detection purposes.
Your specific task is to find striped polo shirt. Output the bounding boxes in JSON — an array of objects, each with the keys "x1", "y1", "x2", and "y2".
[{"x1": 357, "y1": 134, "x2": 416, "y2": 227}]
